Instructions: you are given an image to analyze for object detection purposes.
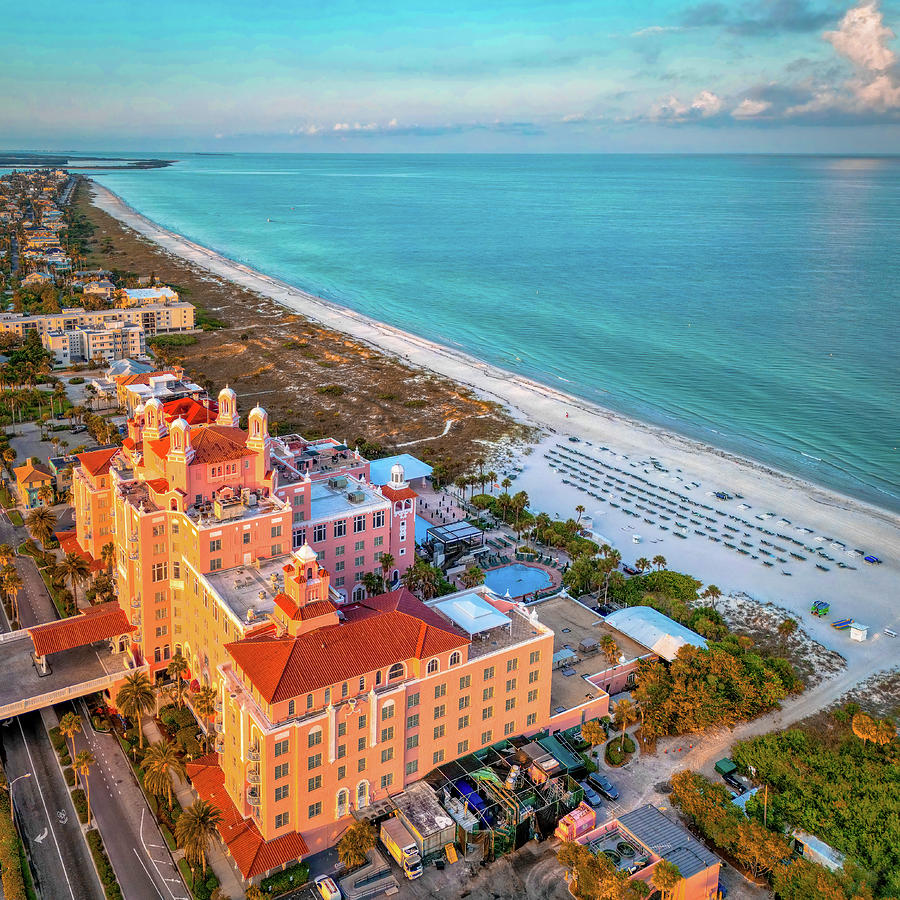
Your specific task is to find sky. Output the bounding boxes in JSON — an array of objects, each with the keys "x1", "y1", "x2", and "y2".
[{"x1": 2, "y1": 0, "x2": 899, "y2": 152}]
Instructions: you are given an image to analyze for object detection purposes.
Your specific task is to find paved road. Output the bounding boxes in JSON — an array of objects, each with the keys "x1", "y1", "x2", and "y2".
[
  {"x1": 0, "y1": 711, "x2": 104, "y2": 900},
  {"x1": 62, "y1": 699, "x2": 190, "y2": 900}
]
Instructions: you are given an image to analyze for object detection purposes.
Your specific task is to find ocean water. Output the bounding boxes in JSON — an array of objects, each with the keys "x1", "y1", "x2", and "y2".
[{"x1": 91, "y1": 154, "x2": 900, "y2": 513}]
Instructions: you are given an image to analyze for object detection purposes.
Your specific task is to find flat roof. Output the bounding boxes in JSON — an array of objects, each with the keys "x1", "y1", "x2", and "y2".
[
  {"x1": 619, "y1": 805, "x2": 719, "y2": 878},
  {"x1": 308, "y1": 477, "x2": 387, "y2": 522},
  {"x1": 368, "y1": 454, "x2": 432, "y2": 485},
  {"x1": 430, "y1": 590, "x2": 511, "y2": 636},
  {"x1": 604, "y1": 607, "x2": 707, "y2": 662},
  {"x1": 204, "y1": 555, "x2": 289, "y2": 624}
]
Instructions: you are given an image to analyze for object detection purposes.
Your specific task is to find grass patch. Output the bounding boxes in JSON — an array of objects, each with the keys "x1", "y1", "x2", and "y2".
[
  {"x1": 7, "y1": 510, "x2": 23, "y2": 527},
  {"x1": 177, "y1": 858, "x2": 220, "y2": 900},
  {"x1": 316, "y1": 384, "x2": 344, "y2": 396},
  {"x1": 261, "y1": 861, "x2": 310, "y2": 895},
  {"x1": 86, "y1": 829, "x2": 123, "y2": 900},
  {"x1": 0, "y1": 484, "x2": 14, "y2": 508}
]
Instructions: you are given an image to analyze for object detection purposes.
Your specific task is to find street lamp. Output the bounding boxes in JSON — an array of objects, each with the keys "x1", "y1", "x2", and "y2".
[{"x1": 7, "y1": 772, "x2": 32, "y2": 822}]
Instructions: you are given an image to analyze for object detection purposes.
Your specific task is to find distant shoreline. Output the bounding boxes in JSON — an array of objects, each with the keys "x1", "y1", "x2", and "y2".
[{"x1": 0, "y1": 154, "x2": 174, "y2": 170}]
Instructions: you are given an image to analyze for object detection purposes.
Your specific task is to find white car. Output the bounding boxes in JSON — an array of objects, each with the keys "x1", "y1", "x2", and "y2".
[{"x1": 314, "y1": 875, "x2": 342, "y2": 900}]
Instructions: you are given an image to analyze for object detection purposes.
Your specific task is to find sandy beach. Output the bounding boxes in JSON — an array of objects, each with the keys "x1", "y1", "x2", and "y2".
[{"x1": 91, "y1": 181, "x2": 900, "y2": 666}]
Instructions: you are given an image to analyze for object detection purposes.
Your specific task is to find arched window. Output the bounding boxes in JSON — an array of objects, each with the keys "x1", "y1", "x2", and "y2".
[
  {"x1": 336, "y1": 789, "x2": 350, "y2": 818},
  {"x1": 404, "y1": 499, "x2": 412, "y2": 510},
  {"x1": 449, "y1": 651, "x2": 462, "y2": 667},
  {"x1": 306, "y1": 567, "x2": 313, "y2": 580},
  {"x1": 388, "y1": 663, "x2": 405, "y2": 681},
  {"x1": 427, "y1": 659, "x2": 439, "y2": 675},
  {"x1": 170, "y1": 498, "x2": 178, "y2": 510},
  {"x1": 375, "y1": 670, "x2": 383, "y2": 686},
  {"x1": 356, "y1": 781, "x2": 369, "y2": 809}
]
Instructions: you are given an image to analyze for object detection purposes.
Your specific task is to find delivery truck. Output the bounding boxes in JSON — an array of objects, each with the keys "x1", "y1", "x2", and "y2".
[{"x1": 380, "y1": 816, "x2": 423, "y2": 880}]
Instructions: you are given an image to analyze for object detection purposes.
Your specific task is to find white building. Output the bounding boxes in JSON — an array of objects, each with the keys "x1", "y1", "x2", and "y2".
[{"x1": 42, "y1": 321, "x2": 146, "y2": 366}]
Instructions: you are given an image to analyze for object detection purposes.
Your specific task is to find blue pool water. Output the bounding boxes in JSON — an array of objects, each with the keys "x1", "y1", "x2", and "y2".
[
  {"x1": 484, "y1": 564, "x2": 553, "y2": 598},
  {"x1": 90, "y1": 154, "x2": 900, "y2": 512}
]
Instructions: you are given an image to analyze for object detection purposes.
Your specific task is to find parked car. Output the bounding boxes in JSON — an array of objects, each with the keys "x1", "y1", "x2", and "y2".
[
  {"x1": 314, "y1": 876, "x2": 343, "y2": 900},
  {"x1": 579, "y1": 781, "x2": 603, "y2": 808},
  {"x1": 588, "y1": 773, "x2": 620, "y2": 801}
]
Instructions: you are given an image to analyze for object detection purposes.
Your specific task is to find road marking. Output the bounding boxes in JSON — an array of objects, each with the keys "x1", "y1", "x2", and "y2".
[
  {"x1": 132, "y1": 847, "x2": 165, "y2": 900},
  {"x1": 16, "y1": 717, "x2": 76, "y2": 900},
  {"x1": 140, "y1": 807, "x2": 178, "y2": 900},
  {"x1": 34, "y1": 827, "x2": 49, "y2": 844}
]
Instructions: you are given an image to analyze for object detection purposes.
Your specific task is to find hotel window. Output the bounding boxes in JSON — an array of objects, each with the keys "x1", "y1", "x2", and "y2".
[
  {"x1": 407, "y1": 692, "x2": 420, "y2": 709},
  {"x1": 507, "y1": 659, "x2": 518, "y2": 672},
  {"x1": 155, "y1": 626, "x2": 167, "y2": 637},
  {"x1": 337, "y1": 765, "x2": 346, "y2": 780},
  {"x1": 483, "y1": 706, "x2": 493, "y2": 720},
  {"x1": 504, "y1": 722, "x2": 515, "y2": 736},
  {"x1": 434, "y1": 683, "x2": 446, "y2": 699},
  {"x1": 313, "y1": 524, "x2": 327, "y2": 542},
  {"x1": 243, "y1": 532, "x2": 251, "y2": 545},
  {"x1": 406, "y1": 735, "x2": 419, "y2": 750},
  {"x1": 287, "y1": 700, "x2": 295, "y2": 717},
  {"x1": 342, "y1": 682, "x2": 349, "y2": 698},
  {"x1": 354, "y1": 540, "x2": 364, "y2": 552},
  {"x1": 528, "y1": 689, "x2": 538, "y2": 703},
  {"x1": 353, "y1": 515, "x2": 366, "y2": 533},
  {"x1": 172, "y1": 561, "x2": 180, "y2": 579},
  {"x1": 529, "y1": 670, "x2": 539, "y2": 684},
  {"x1": 354, "y1": 555, "x2": 364, "y2": 568},
  {"x1": 305, "y1": 777, "x2": 320, "y2": 793},
  {"x1": 337, "y1": 744, "x2": 346, "y2": 759},
  {"x1": 307, "y1": 694, "x2": 314, "y2": 710},
  {"x1": 457, "y1": 740, "x2": 469, "y2": 755},
  {"x1": 505, "y1": 698, "x2": 516, "y2": 711},
  {"x1": 335, "y1": 545, "x2": 345, "y2": 556},
  {"x1": 308, "y1": 730, "x2": 322, "y2": 748},
  {"x1": 405, "y1": 761, "x2": 418, "y2": 776},
  {"x1": 276, "y1": 812, "x2": 291, "y2": 828},
  {"x1": 407, "y1": 714, "x2": 419, "y2": 729},
  {"x1": 483, "y1": 666, "x2": 495, "y2": 681},
  {"x1": 433, "y1": 725, "x2": 445, "y2": 740},
  {"x1": 530, "y1": 650, "x2": 541, "y2": 665},
  {"x1": 154, "y1": 591, "x2": 165, "y2": 603},
  {"x1": 271, "y1": 544, "x2": 281, "y2": 556},
  {"x1": 382, "y1": 702, "x2": 395, "y2": 720},
  {"x1": 209, "y1": 539, "x2": 221, "y2": 552},
  {"x1": 427, "y1": 659, "x2": 439, "y2": 674},
  {"x1": 358, "y1": 759, "x2": 367, "y2": 772},
  {"x1": 434, "y1": 704, "x2": 446, "y2": 720},
  {"x1": 152, "y1": 524, "x2": 165, "y2": 537},
  {"x1": 307, "y1": 803, "x2": 321, "y2": 819},
  {"x1": 210, "y1": 559, "x2": 222, "y2": 571},
  {"x1": 506, "y1": 678, "x2": 517, "y2": 692},
  {"x1": 276, "y1": 784, "x2": 291, "y2": 801},
  {"x1": 483, "y1": 687, "x2": 494, "y2": 701},
  {"x1": 458, "y1": 695, "x2": 470, "y2": 710},
  {"x1": 381, "y1": 727, "x2": 394, "y2": 743},
  {"x1": 373, "y1": 535, "x2": 384, "y2": 548},
  {"x1": 380, "y1": 773, "x2": 393, "y2": 790},
  {"x1": 481, "y1": 730, "x2": 493, "y2": 745},
  {"x1": 275, "y1": 763, "x2": 289, "y2": 779},
  {"x1": 274, "y1": 739, "x2": 289, "y2": 757},
  {"x1": 373, "y1": 510, "x2": 385, "y2": 528},
  {"x1": 324, "y1": 688, "x2": 331, "y2": 705},
  {"x1": 433, "y1": 750, "x2": 445, "y2": 765},
  {"x1": 271, "y1": 524, "x2": 282, "y2": 538},
  {"x1": 152, "y1": 542, "x2": 165, "y2": 555},
  {"x1": 527, "y1": 713, "x2": 537, "y2": 726},
  {"x1": 449, "y1": 651, "x2": 462, "y2": 667},
  {"x1": 154, "y1": 609, "x2": 167, "y2": 620},
  {"x1": 151, "y1": 562, "x2": 168, "y2": 582},
  {"x1": 308, "y1": 753, "x2": 322, "y2": 770},
  {"x1": 381, "y1": 748, "x2": 393, "y2": 763},
  {"x1": 458, "y1": 715, "x2": 470, "y2": 729},
  {"x1": 335, "y1": 576, "x2": 345, "y2": 586},
  {"x1": 358, "y1": 714, "x2": 366, "y2": 729},
  {"x1": 154, "y1": 648, "x2": 161, "y2": 663},
  {"x1": 358, "y1": 737, "x2": 366, "y2": 752},
  {"x1": 358, "y1": 677, "x2": 366, "y2": 692},
  {"x1": 335, "y1": 561, "x2": 344, "y2": 572},
  {"x1": 459, "y1": 675, "x2": 471, "y2": 690},
  {"x1": 334, "y1": 520, "x2": 346, "y2": 538}
]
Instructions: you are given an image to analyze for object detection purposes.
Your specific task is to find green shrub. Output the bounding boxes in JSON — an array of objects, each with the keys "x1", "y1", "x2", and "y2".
[
  {"x1": 86, "y1": 829, "x2": 123, "y2": 900},
  {"x1": 316, "y1": 384, "x2": 344, "y2": 396},
  {"x1": 261, "y1": 861, "x2": 310, "y2": 895},
  {"x1": 8, "y1": 511, "x2": 23, "y2": 527},
  {"x1": 49, "y1": 726, "x2": 66, "y2": 752},
  {"x1": 0, "y1": 773, "x2": 28, "y2": 900},
  {"x1": 177, "y1": 859, "x2": 220, "y2": 900},
  {"x1": 71, "y1": 788, "x2": 89, "y2": 823},
  {"x1": 68, "y1": 377, "x2": 85, "y2": 384},
  {"x1": 175, "y1": 726, "x2": 201, "y2": 758},
  {"x1": 63, "y1": 767, "x2": 75, "y2": 787},
  {"x1": 59, "y1": 751, "x2": 71, "y2": 767},
  {"x1": 159, "y1": 706, "x2": 179, "y2": 728},
  {"x1": 173, "y1": 707, "x2": 197, "y2": 729},
  {"x1": 605, "y1": 744, "x2": 624, "y2": 766}
]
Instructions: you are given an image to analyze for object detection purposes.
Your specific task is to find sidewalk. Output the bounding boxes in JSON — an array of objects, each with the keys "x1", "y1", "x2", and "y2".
[{"x1": 143, "y1": 716, "x2": 246, "y2": 900}]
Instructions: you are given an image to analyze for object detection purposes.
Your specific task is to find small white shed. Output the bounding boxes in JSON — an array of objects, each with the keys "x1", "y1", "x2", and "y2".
[{"x1": 850, "y1": 622, "x2": 869, "y2": 642}]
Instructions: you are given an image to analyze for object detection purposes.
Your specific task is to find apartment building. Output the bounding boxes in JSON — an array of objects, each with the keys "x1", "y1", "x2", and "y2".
[
  {"x1": 42, "y1": 320, "x2": 146, "y2": 365},
  {"x1": 0, "y1": 301, "x2": 195, "y2": 338},
  {"x1": 119, "y1": 286, "x2": 179, "y2": 306}
]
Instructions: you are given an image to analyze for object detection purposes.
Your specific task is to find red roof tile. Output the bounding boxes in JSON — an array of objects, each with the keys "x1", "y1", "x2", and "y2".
[
  {"x1": 148, "y1": 424, "x2": 255, "y2": 465},
  {"x1": 146, "y1": 477, "x2": 170, "y2": 493},
  {"x1": 78, "y1": 447, "x2": 119, "y2": 477},
  {"x1": 13, "y1": 461, "x2": 53, "y2": 485},
  {"x1": 115, "y1": 369, "x2": 176, "y2": 387},
  {"x1": 162, "y1": 397, "x2": 217, "y2": 425},
  {"x1": 185, "y1": 756, "x2": 309, "y2": 877},
  {"x1": 55, "y1": 530, "x2": 104, "y2": 572},
  {"x1": 28, "y1": 602, "x2": 134, "y2": 657},
  {"x1": 381, "y1": 484, "x2": 417, "y2": 502},
  {"x1": 227, "y1": 588, "x2": 468, "y2": 702},
  {"x1": 273, "y1": 594, "x2": 338, "y2": 622}
]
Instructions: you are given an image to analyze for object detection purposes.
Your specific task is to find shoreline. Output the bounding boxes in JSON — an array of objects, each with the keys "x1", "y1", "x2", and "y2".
[{"x1": 89, "y1": 179, "x2": 898, "y2": 529}]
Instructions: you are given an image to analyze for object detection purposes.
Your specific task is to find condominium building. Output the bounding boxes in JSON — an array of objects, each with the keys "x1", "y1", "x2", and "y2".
[
  {"x1": 42, "y1": 320, "x2": 146, "y2": 365},
  {"x1": 0, "y1": 301, "x2": 195, "y2": 338},
  {"x1": 119, "y1": 286, "x2": 179, "y2": 306}
]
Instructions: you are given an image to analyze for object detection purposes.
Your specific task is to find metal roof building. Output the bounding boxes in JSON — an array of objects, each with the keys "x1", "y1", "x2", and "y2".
[
  {"x1": 620, "y1": 805, "x2": 720, "y2": 879},
  {"x1": 604, "y1": 606, "x2": 707, "y2": 662},
  {"x1": 368, "y1": 453, "x2": 433, "y2": 486}
]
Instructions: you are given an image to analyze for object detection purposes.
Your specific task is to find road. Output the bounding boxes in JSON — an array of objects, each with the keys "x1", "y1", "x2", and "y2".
[
  {"x1": 0, "y1": 711, "x2": 104, "y2": 900},
  {"x1": 62, "y1": 699, "x2": 190, "y2": 900}
]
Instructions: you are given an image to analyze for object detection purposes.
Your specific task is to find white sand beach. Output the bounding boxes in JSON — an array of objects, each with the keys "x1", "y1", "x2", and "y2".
[{"x1": 91, "y1": 182, "x2": 900, "y2": 668}]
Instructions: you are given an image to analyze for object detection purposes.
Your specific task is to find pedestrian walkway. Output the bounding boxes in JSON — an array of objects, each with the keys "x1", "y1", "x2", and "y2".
[{"x1": 142, "y1": 716, "x2": 246, "y2": 900}]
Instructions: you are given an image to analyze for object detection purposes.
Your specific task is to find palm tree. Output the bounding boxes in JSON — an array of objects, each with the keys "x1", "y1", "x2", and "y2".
[
  {"x1": 26, "y1": 506, "x2": 57, "y2": 548},
  {"x1": 361, "y1": 571, "x2": 384, "y2": 598},
  {"x1": 460, "y1": 565, "x2": 485, "y2": 589},
  {"x1": 191, "y1": 685, "x2": 217, "y2": 743},
  {"x1": 100, "y1": 541, "x2": 116, "y2": 574},
  {"x1": 59, "y1": 711, "x2": 82, "y2": 760},
  {"x1": 142, "y1": 741, "x2": 186, "y2": 807},
  {"x1": 575, "y1": 504, "x2": 585, "y2": 524},
  {"x1": 0, "y1": 544, "x2": 14, "y2": 567},
  {"x1": 175, "y1": 799, "x2": 223, "y2": 878},
  {"x1": 501, "y1": 477, "x2": 511, "y2": 493},
  {"x1": 613, "y1": 698, "x2": 638, "y2": 752},
  {"x1": 651, "y1": 554, "x2": 667, "y2": 572},
  {"x1": 116, "y1": 671, "x2": 156, "y2": 748},
  {"x1": 36, "y1": 482, "x2": 55, "y2": 507},
  {"x1": 379, "y1": 552, "x2": 395, "y2": 589},
  {"x1": 634, "y1": 557, "x2": 650, "y2": 573},
  {"x1": 74, "y1": 749, "x2": 95, "y2": 824},
  {"x1": 652, "y1": 859, "x2": 683, "y2": 900},
  {"x1": 486, "y1": 471, "x2": 497, "y2": 493},
  {"x1": 55, "y1": 551, "x2": 90, "y2": 607},
  {"x1": 600, "y1": 634, "x2": 619, "y2": 666},
  {"x1": 701, "y1": 584, "x2": 722, "y2": 611},
  {"x1": 167, "y1": 650, "x2": 190, "y2": 708},
  {"x1": 2, "y1": 568, "x2": 23, "y2": 624}
]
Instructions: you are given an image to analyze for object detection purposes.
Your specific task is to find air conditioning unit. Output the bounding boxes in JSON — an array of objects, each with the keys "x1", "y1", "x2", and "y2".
[
  {"x1": 347, "y1": 490, "x2": 365, "y2": 504},
  {"x1": 328, "y1": 476, "x2": 348, "y2": 490}
]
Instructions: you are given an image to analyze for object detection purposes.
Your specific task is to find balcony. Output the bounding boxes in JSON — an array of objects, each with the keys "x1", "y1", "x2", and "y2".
[
  {"x1": 248, "y1": 746, "x2": 261, "y2": 762},
  {"x1": 214, "y1": 714, "x2": 224, "y2": 730},
  {"x1": 247, "y1": 787, "x2": 260, "y2": 807},
  {"x1": 130, "y1": 598, "x2": 141, "y2": 609},
  {"x1": 131, "y1": 615, "x2": 141, "y2": 627},
  {"x1": 246, "y1": 769, "x2": 261, "y2": 785},
  {"x1": 214, "y1": 735, "x2": 224, "y2": 752},
  {"x1": 214, "y1": 699, "x2": 223, "y2": 713}
]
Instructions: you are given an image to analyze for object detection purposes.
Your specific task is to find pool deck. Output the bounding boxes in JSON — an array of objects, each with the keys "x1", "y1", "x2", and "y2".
[{"x1": 481, "y1": 560, "x2": 562, "y2": 599}]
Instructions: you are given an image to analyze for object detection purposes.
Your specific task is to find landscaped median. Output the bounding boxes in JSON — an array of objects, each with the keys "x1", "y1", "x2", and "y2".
[{"x1": 0, "y1": 763, "x2": 38, "y2": 900}]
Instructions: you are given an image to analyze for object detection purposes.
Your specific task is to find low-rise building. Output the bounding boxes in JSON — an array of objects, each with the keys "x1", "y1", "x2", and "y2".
[
  {"x1": 119, "y1": 286, "x2": 179, "y2": 306},
  {"x1": 42, "y1": 321, "x2": 146, "y2": 366},
  {"x1": 14, "y1": 460, "x2": 54, "y2": 508}
]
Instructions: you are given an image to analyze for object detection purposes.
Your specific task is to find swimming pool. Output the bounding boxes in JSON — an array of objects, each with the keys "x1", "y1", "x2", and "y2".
[{"x1": 484, "y1": 563, "x2": 553, "y2": 598}]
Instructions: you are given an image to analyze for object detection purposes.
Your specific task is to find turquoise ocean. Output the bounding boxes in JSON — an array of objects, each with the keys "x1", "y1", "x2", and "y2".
[{"x1": 88, "y1": 154, "x2": 900, "y2": 513}]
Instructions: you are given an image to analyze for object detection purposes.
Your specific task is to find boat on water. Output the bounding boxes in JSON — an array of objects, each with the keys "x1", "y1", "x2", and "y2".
[
  {"x1": 864, "y1": 555, "x2": 882, "y2": 564},
  {"x1": 816, "y1": 564, "x2": 830, "y2": 571}
]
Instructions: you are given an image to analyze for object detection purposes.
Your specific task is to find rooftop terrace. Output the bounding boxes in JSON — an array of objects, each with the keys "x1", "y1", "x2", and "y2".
[{"x1": 205, "y1": 555, "x2": 292, "y2": 626}]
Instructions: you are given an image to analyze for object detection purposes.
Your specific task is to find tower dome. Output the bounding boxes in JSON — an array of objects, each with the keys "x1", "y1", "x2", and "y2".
[
  {"x1": 142, "y1": 396, "x2": 167, "y2": 441},
  {"x1": 216, "y1": 385, "x2": 239, "y2": 427},
  {"x1": 390, "y1": 463, "x2": 407, "y2": 488}
]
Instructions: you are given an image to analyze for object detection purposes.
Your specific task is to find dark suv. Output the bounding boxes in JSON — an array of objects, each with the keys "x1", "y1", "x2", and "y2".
[{"x1": 587, "y1": 773, "x2": 619, "y2": 801}]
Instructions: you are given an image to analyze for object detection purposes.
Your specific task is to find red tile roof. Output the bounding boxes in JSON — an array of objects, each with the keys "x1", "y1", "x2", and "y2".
[
  {"x1": 55, "y1": 530, "x2": 104, "y2": 572},
  {"x1": 13, "y1": 461, "x2": 53, "y2": 485},
  {"x1": 148, "y1": 424, "x2": 255, "y2": 465},
  {"x1": 145, "y1": 477, "x2": 170, "y2": 493},
  {"x1": 185, "y1": 755, "x2": 309, "y2": 877},
  {"x1": 162, "y1": 396, "x2": 218, "y2": 426},
  {"x1": 78, "y1": 447, "x2": 119, "y2": 477},
  {"x1": 273, "y1": 594, "x2": 337, "y2": 621},
  {"x1": 380, "y1": 484, "x2": 417, "y2": 502},
  {"x1": 28, "y1": 602, "x2": 134, "y2": 657},
  {"x1": 227, "y1": 588, "x2": 468, "y2": 702}
]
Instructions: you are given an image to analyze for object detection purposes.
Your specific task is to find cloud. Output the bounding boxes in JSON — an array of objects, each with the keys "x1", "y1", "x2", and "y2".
[
  {"x1": 732, "y1": 98, "x2": 773, "y2": 116},
  {"x1": 649, "y1": 89, "x2": 723, "y2": 120},
  {"x1": 824, "y1": 0, "x2": 896, "y2": 69},
  {"x1": 631, "y1": 25, "x2": 684, "y2": 37},
  {"x1": 680, "y1": 0, "x2": 841, "y2": 35}
]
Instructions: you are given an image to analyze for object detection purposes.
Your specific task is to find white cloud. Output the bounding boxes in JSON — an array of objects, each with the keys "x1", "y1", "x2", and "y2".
[
  {"x1": 824, "y1": 1, "x2": 896, "y2": 71},
  {"x1": 650, "y1": 90, "x2": 722, "y2": 120},
  {"x1": 631, "y1": 25, "x2": 684, "y2": 37},
  {"x1": 732, "y1": 99, "x2": 772, "y2": 117},
  {"x1": 692, "y1": 90, "x2": 724, "y2": 116}
]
